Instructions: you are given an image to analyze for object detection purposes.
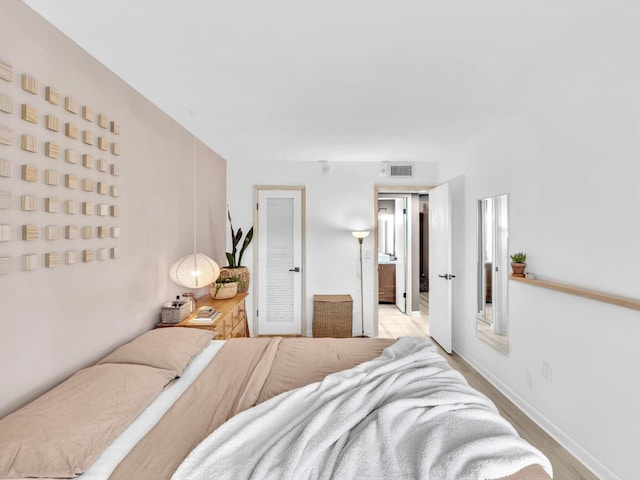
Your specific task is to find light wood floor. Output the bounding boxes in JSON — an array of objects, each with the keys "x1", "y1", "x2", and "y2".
[{"x1": 377, "y1": 298, "x2": 598, "y2": 480}]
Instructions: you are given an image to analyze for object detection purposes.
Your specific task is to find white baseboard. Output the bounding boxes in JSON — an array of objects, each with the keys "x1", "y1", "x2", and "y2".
[
  {"x1": 410, "y1": 310, "x2": 421, "y2": 317},
  {"x1": 452, "y1": 343, "x2": 620, "y2": 480}
]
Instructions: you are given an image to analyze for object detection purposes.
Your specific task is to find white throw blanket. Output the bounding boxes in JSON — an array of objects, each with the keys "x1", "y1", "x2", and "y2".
[{"x1": 173, "y1": 337, "x2": 552, "y2": 480}]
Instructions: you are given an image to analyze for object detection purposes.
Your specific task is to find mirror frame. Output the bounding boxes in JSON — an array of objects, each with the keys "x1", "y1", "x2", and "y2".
[{"x1": 476, "y1": 194, "x2": 509, "y2": 355}]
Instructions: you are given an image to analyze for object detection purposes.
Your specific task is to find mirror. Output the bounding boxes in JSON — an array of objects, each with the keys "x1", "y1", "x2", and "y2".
[{"x1": 477, "y1": 194, "x2": 509, "y2": 354}]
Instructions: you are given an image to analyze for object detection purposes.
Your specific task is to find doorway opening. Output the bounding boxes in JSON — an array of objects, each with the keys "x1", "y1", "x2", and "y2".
[{"x1": 374, "y1": 187, "x2": 431, "y2": 338}]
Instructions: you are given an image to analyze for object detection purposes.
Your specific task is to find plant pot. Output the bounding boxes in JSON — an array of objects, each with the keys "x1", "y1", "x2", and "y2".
[
  {"x1": 511, "y1": 262, "x2": 526, "y2": 277},
  {"x1": 219, "y1": 266, "x2": 249, "y2": 293},
  {"x1": 210, "y1": 281, "x2": 238, "y2": 300}
]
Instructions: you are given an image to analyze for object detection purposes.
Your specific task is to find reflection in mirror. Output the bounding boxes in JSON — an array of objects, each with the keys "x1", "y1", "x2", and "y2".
[{"x1": 477, "y1": 194, "x2": 509, "y2": 354}]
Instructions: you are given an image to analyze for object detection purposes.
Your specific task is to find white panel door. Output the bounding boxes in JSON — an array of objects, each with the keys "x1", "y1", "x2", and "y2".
[
  {"x1": 428, "y1": 183, "x2": 453, "y2": 353},
  {"x1": 257, "y1": 189, "x2": 303, "y2": 335}
]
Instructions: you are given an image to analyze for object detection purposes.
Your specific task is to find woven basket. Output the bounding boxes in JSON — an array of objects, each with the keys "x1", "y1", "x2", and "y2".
[
  {"x1": 161, "y1": 301, "x2": 190, "y2": 324},
  {"x1": 210, "y1": 281, "x2": 238, "y2": 300},
  {"x1": 312, "y1": 294, "x2": 353, "y2": 338},
  {"x1": 219, "y1": 267, "x2": 250, "y2": 293}
]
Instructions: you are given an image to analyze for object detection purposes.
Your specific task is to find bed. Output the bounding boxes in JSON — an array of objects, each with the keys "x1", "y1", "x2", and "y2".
[{"x1": 0, "y1": 328, "x2": 552, "y2": 479}]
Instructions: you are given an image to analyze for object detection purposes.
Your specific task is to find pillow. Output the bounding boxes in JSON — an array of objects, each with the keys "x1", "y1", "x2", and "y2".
[
  {"x1": 98, "y1": 327, "x2": 213, "y2": 376},
  {"x1": 0, "y1": 363, "x2": 175, "y2": 478}
]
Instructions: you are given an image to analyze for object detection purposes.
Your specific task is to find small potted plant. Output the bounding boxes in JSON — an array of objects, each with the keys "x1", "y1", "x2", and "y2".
[
  {"x1": 210, "y1": 276, "x2": 246, "y2": 300},
  {"x1": 510, "y1": 252, "x2": 527, "y2": 277},
  {"x1": 221, "y1": 207, "x2": 253, "y2": 293}
]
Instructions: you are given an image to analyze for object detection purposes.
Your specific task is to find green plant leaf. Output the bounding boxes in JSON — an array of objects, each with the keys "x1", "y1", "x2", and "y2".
[
  {"x1": 237, "y1": 226, "x2": 254, "y2": 267},
  {"x1": 225, "y1": 252, "x2": 236, "y2": 268}
]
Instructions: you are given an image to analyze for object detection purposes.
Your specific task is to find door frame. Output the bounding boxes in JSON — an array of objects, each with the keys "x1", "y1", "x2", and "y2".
[
  {"x1": 253, "y1": 185, "x2": 306, "y2": 336},
  {"x1": 373, "y1": 185, "x2": 434, "y2": 337}
]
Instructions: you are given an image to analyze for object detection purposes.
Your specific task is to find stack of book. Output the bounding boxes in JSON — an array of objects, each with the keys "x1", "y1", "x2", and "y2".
[{"x1": 191, "y1": 306, "x2": 220, "y2": 323}]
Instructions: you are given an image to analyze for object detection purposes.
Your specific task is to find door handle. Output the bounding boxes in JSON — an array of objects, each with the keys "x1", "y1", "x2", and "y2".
[
  {"x1": 438, "y1": 274, "x2": 456, "y2": 280},
  {"x1": 289, "y1": 267, "x2": 300, "y2": 272}
]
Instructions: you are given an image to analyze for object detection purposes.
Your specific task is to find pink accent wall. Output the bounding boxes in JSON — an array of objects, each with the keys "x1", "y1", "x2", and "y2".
[{"x1": 0, "y1": 0, "x2": 226, "y2": 418}]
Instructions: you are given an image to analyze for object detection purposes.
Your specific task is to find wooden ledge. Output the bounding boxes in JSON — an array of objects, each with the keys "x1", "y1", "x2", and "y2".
[{"x1": 509, "y1": 275, "x2": 640, "y2": 311}]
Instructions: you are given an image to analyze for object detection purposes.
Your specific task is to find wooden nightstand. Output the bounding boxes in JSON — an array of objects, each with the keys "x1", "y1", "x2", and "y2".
[{"x1": 156, "y1": 292, "x2": 249, "y2": 340}]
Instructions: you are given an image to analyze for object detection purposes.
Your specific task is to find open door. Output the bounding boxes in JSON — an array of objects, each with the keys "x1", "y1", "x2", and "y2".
[
  {"x1": 394, "y1": 197, "x2": 407, "y2": 313},
  {"x1": 428, "y1": 183, "x2": 453, "y2": 353}
]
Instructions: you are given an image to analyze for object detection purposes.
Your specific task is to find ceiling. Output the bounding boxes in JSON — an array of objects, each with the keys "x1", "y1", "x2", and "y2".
[{"x1": 22, "y1": 0, "x2": 636, "y2": 165}]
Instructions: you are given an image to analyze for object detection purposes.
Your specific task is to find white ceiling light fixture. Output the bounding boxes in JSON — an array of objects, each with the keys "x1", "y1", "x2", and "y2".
[{"x1": 169, "y1": 137, "x2": 220, "y2": 289}]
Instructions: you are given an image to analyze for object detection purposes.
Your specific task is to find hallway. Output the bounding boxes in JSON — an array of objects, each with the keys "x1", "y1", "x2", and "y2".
[{"x1": 378, "y1": 292, "x2": 429, "y2": 338}]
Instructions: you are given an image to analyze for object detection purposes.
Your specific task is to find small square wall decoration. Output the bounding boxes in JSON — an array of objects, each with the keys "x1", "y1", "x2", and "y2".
[
  {"x1": 82, "y1": 249, "x2": 94, "y2": 263},
  {"x1": 83, "y1": 154, "x2": 94, "y2": 169},
  {"x1": 21, "y1": 135, "x2": 37, "y2": 153},
  {"x1": 110, "y1": 164, "x2": 120, "y2": 176},
  {"x1": 65, "y1": 174, "x2": 78, "y2": 189},
  {"x1": 111, "y1": 226, "x2": 120, "y2": 238},
  {"x1": 97, "y1": 248, "x2": 108, "y2": 261},
  {"x1": 97, "y1": 203, "x2": 108, "y2": 216},
  {"x1": 0, "y1": 61, "x2": 13, "y2": 82},
  {"x1": 65, "y1": 149, "x2": 78, "y2": 165},
  {"x1": 82, "y1": 178, "x2": 94, "y2": 192},
  {"x1": 110, "y1": 205, "x2": 120, "y2": 217},
  {"x1": 45, "y1": 197, "x2": 60, "y2": 213},
  {"x1": 45, "y1": 225, "x2": 59, "y2": 240},
  {"x1": 65, "y1": 225, "x2": 79, "y2": 240},
  {"x1": 82, "y1": 202, "x2": 94, "y2": 215},
  {"x1": 82, "y1": 106, "x2": 94, "y2": 122},
  {"x1": 45, "y1": 142, "x2": 60, "y2": 159},
  {"x1": 21, "y1": 74, "x2": 38, "y2": 95},
  {"x1": 21, "y1": 165, "x2": 38, "y2": 182},
  {"x1": 22, "y1": 225, "x2": 38, "y2": 241},
  {"x1": 0, "y1": 126, "x2": 12, "y2": 146},
  {"x1": 44, "y1": 170, "x2": 59, "y2": 186},
  {"x1": 97, "y1": 137, "x2": 108, "y2": 151},
  {"x1": 45, "y1": 87, "x2": 60, "y2": 105},
  {"x1": 21, "y1": 104, "x2": 38, "y2": 124},
  {"x1": 22, "y1": 254, "x2": 38, "y2": 271},
  {"x1": 110, "y1": 247, "x2": 120, "y2": 259},
  {"x1": 65, "y1": 97, "x2": 78, "y2": 114},
  {"x1": 65, "y1": 200, "x2": 78, "y2": 215},
  {"x1": 0, "y1": 93, "x2": 13, "y2": 114},
  {"x1": 21, "y1": 195, "x2": 37, "y2": 212},
  {"x1": 65, "y1": 123, "x2": 78, "y2": 140},
  {"x1": 97, "y1": 182, "x2": 108, "y2": 195},
  {"x1": 45, "y1": 115, "x2": 60, "y2": 132},
  {"x1": 82, "y1": 226, "x2": 93, "y2": 239},
  {"x1": 97, "y1": 114, "x2": 108, "y2": 129},
  {"x1": 45, "y1": 252, "x2": 60, "y2": 268},
  {"x1": 0, "y1": 191, "x2": 10, "y2": 209},
  {"x1": 82, "y1": 130, "x2": 94, "y2": 146},
  {"x1": 0, "y1": 257, "x2": 12, "y2": 275},
  {"x1": 110, "y1": 185, "x2": 119, "y2": 197},
  {"x1": 97, "y1": 159, "x2": 107, "y2": 172},
  {"x1": 110, "y1": 143, "x2": 120, "y2": 156},
  {"x1": 0, "y1": 159, "x2": 11, "y2": 177},
  {"x1": 110, "y1": 121, "x2": 120, "y2": 135},
  {"x1": 97, "y1": 225, "x2": 108, "y2": 238},
  {"x1": 0, "y1": 225, "x2": 11, "y2": 242},
  {"x1": 65, "y1": 250, "x2": 78, "y2": 265}
]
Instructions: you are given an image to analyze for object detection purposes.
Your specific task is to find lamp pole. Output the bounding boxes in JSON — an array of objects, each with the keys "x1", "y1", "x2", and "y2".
[{"x1": 352, "y1": 231, "x2": 370, "y2": 337}]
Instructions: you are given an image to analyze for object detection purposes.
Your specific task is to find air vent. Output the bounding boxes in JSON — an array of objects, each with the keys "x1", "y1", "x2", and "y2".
[{"x1": 389, "y1": 163, "x2": 414, "y2": 177}]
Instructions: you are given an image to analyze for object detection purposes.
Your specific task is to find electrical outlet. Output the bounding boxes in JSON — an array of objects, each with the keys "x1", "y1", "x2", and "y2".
[
  {"x1": 526, "y1": 370, "x2": 535, "y2": 389},
  {"x1": 542, "y1": 361, "x2": 552, "y2": 382}
]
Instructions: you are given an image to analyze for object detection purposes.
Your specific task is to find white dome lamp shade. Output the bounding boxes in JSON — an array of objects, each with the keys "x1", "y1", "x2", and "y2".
[{"x1": 169, "y1": 253, "x2": 220, "y2": 289}]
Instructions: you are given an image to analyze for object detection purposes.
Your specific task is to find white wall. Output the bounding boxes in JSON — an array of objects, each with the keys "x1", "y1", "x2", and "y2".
[
  {"x1": 227, "y1": 161, "x2": 437, "y2": 337},
  {"x1": 440, "y1": 49, "x2": 640, "y2": 479},
  {"x1": 0, "y1": 1, "x2": 227, "y2": 418}
]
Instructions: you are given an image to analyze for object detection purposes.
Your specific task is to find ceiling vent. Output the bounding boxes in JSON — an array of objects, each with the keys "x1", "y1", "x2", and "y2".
[{"x1": 389, "y1": 163, "x2": 414, "y2": 177}]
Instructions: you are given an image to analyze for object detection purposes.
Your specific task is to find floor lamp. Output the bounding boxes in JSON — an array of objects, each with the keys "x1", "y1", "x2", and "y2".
[{"x1": 352, "y1": 230, "x2": 370, "y2": 337}]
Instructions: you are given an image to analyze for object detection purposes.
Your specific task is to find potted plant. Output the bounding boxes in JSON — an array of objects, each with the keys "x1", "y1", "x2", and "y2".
[
  {"x1": 210, "y1": 277, "x2": 245, "y2": 300},
  {"x1": 221, "y1": 207, "x2": 253, "y2": 293},
  {"x1": 510, "y1": 252, "x2": 527, "y2": 277}
]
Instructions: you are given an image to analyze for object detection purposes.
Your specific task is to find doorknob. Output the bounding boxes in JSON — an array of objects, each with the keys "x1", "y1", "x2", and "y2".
[
  {"x1": 289, "y1": 267, "x2": 300, "y2": 272},
  {"x1": 438, "y1": 274, "x2": 456, "y2": 280}
]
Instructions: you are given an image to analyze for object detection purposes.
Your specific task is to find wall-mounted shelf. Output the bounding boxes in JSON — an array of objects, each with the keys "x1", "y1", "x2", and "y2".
[{"x1": 509, "y1": 275, "x2": 640, "y2": 311}]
